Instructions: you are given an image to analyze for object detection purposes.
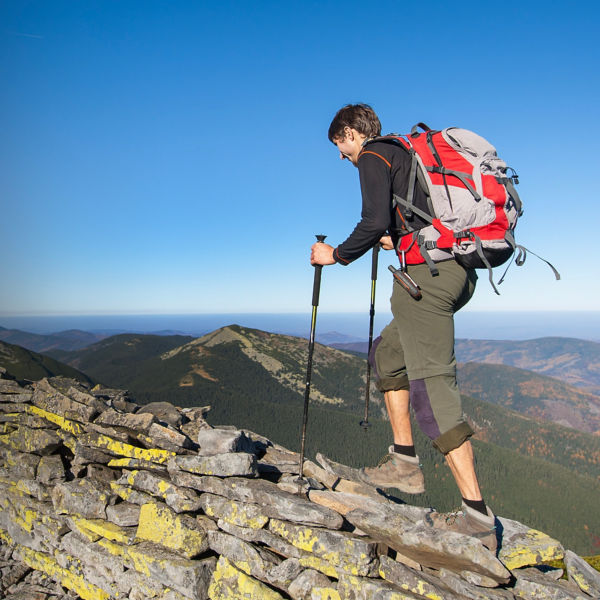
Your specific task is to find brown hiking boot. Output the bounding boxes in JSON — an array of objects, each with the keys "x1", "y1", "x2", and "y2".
[
  {"x1": 358, "y1": 446, "x2": 425, "y2": 494},
  {"x1": 425, "y1": 502, "x2": 498, "y2": 553}
]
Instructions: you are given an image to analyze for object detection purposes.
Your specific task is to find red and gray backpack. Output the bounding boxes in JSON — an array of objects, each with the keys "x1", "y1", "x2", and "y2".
[{"x1": 370, "y1": 123, "x2": 559, "y2": 293}]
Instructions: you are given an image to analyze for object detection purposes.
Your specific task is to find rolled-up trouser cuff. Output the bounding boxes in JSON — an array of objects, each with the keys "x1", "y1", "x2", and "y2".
[
  {"x1": 432, "y1": 422, "x2": 474, "y2": 454},
  {"x1": 376, "y1": 376, "x2": 410, "y2": 393}
]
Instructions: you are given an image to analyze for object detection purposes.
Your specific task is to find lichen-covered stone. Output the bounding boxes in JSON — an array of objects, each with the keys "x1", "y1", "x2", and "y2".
[
  {"x1": 379, "y1": 554, "x2": 459, "y2": 599},
  {"x1": 169, "y1": 452, "x2": 258, "y2": 477},
  {"x1": 564, "y1": 550, "x2": 600, "y2": 598},
  {"x1": 110, "y1": 481, "x2": 158, "y2": 505},
  {"x1": 0, "y1": 425, "x2": 61, "y2": 455},
  {"x1": 94, "y1": 407, "x2": 157, "y2": 433},
  {"x1": 147, "y1": 422, "x2": 194, "y2": 452},
  {"x1": 269, "y1": 519, "x2": 378, "y2": 577},
  {"x1": 136, "y1": 502, "x2": 209, "y2": 558},
  {"x1": 125, "y1": 541, "x2": 216, "y2": 600},
  {"x1": 513, "y1": 566, "x2": 588, "y2": 599},
  {"x1": 337, "y1": 573, "x2": 423, "y2": 599},
  {"x1": 345, "y1": 508, "x2": 511, "y2": 584},
  {"x1": 105, "y1": 501, "x2": 141, "y2": 527},
  {"x1": 78, "y1": 431, "x2": 176, "y2": 463},
  {"x1": 73, "y1": 517, "x2": 137, "y2": 544},
  {"x1": 52, "y1": 478, "x2": 116, "y2": 519},
  {"x1": 36, "y1": 454, "x2": 65, "y2": 484},
  {"x1": 498, "y1": 516, "x2": 565, "y2": 570},
  {"x1": 208, "y1": 556, "x2": 285, "y2": 600},
  {"x1": 32, "y1": 379, "x2": 98, "y2": 423},
  {"x1": 200, "y1": 493, "x2": 269, "y2": 529},
  {"x1": 287, "y1": 568, "x2": 334, "y2": 600},
  {"x1": 0, "y1": 448, "x2": 40, "y2": 479}
]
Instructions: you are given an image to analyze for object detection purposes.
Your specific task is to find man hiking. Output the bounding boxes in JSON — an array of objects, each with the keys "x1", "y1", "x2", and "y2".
[{"x1": 310, "y1": 103, "x2": 498, "y2": 552}]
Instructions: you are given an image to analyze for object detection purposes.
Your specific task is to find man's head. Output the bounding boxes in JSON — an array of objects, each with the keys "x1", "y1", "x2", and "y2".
[{"x1": 328, "y1": 104, "x2": 381, "y2": 165}]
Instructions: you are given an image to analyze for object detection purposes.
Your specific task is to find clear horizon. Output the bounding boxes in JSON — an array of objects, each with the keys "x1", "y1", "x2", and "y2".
[{"x1": 2, "y1": 1, "x2": 598, "y2": 315}]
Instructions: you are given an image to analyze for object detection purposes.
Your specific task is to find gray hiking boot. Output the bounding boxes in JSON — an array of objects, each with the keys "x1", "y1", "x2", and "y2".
[
  {"x1": 425, "y1": 502, "x2": 498, "y2": 553},
  {"x1": 358, "y1": 446, "x2": 425, "y2": 494}
]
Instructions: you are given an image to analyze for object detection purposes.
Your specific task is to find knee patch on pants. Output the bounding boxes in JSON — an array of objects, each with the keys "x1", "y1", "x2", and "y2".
[{"x1": 409, "y1": 375, "x2": 471, "y2": 452}]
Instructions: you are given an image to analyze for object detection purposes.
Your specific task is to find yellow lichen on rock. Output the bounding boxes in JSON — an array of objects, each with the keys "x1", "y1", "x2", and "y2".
[
  {"x1": 136, "y1": 502, "x2": 208, "y2": 558},
  {"x1": 24, "y1": 404, "x2": 85, "y2": 435},
  {"x1": 500, "y1": 527, "x2": 565, "y2": 570}
]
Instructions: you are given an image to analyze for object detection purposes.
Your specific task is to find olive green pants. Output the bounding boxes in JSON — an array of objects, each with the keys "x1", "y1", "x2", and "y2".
[{"x1": 372, "y1": 260, "x2": 477, "y2": 454}]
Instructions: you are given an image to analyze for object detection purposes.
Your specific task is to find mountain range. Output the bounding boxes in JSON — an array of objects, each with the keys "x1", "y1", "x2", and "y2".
[{"x1": 1, "y1": 325, "x2": 599, "y2": 554}]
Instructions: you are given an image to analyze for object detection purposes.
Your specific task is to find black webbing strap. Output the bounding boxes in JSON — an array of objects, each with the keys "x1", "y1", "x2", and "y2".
[
  {"x1": 426, "y1": 131, "x2": 453, "y2": 209},
  {"x1": 404, "y1": 152, "x2": 419, "y2": 219},
  {"x1": 393, "y1": 194, "x2": 433, "y2": 224},
  {"x1": 417, "y1": 234, "x2": 439, "y2": 276},
  {"x1": 471, "y1": 234, "x2": 500, "y2": 294},
  {"x1": 497, "y1": 244, "x2": 561, "y2": 285}
]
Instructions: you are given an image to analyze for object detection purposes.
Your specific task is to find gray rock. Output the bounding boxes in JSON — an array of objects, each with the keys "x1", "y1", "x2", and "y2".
[
  {"x1": 86, "y1": 464, "x2": 118, "y2": 483},
  {"x1": 52, "y1": 478, "x2": 116, "y2": 519},
  {"x1": 110, "y1": 481, "x2": 157, "y2": 505},
  {"x1": 165, "y1": 486, "x2": 203, "y2": 513},
  {"x1": 35, "y1": 455, "x2": 65, "y2": 484},
  {"x1": 126, "y1": 541, "x2": 216, "y2": 600},
  {"x1": 93, "y1": 407, "x2": 157, "y2": 433},
  {"x1": 379, "y1": 554, "x2": 460, "y2": 599},
  {"x1": 32, "y1": 379, "x2": 98, "y2": 422},
  {"x1": 0, "y1": 448, "x2": 40, "y2": 479},
  {"x1": 169, "y1": 452, "x2": 258, "y2": 477},
  {"x1": 498, "y1": 516, "x2": 565, "y2": 571},
  {"x1": 338, "y1": 573, "x2": 424, "y2": 598},
  {"x1": 513, "y1": 566, "x2": 589, "y2": 599},
  {"x1": 137, "y1": 402, "x2": 183, "y2": 428},
  {"x1": 73, "y1": 441, "x2": 114, "y2": 465},
  {"x1": 218, "y1": 519, "x2": 303, "y2": 559},
  {"x1": 564, "y1": 550, "x2": 600, "y2": 597},
  {"x1": 199, "y1": 492, "x2": 269, "y2": 529},
  {"x1": 105, "y1": 502, "x2": 141, "y2": 526},
  {"x1": 345, "y1": 507, "x2": 511, "y2": 584},
  {"x1": 205, "y1": 476, "x2": 345, "y2": 529},
  {"x1": 264, "y1": 558, "x2": 304, "y2": 591},
  {"x1": 207, "y1": 529, "x2": 280, "y2": 581},
  {"x1": 436, "y1": 567, "x2": 516, "y2": 599},
  {"x1": 197, "y1": 428, "x2": 253, "y2": 455},
  {"x1": 146, "y1": 422, "x2": 194, "y2": 452},
  {"x1": 268, "y1": 518, "x2": 379, "y2": 577},
  {"x1": 0, "y1": 425, "x2": 61, "y2": 455},
  {"x1": 168, "y1": 470, "x2": 229, "y2": 495},
  {"x1": 288, "y1": 568, "x2": 333, "y2": 600}
]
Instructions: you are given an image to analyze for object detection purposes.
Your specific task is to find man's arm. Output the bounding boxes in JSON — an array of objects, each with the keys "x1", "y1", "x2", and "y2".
[{"x1": 333, "y1": 151, "x2": 392, "y2": 265}]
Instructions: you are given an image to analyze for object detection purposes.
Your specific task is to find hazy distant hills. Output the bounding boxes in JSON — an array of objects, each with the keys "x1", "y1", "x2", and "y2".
[
  {"x1": 0, "y1": 340, "x2": 94, "y2": 385},
  {"x1": 455, "y1": 337, "x2": 600, "y2": 394},
  {"x1": 0, "y1": 326, "x2": 105, "y2": 353},
  {"x1": 458, "y1": 361, "x2": 600, "y2": 435},
  {"x1": 3, "y1": 325, "x2": 600, "y2": 553}
]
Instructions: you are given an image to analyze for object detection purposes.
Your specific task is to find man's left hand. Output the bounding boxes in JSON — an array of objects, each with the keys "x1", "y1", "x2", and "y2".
[{"x1": 311, "y1": 242, "x2": 335, "y2": 265}]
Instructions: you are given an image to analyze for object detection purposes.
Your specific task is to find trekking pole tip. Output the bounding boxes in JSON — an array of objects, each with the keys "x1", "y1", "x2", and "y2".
[
  {"x1": 359, "y1": 419, "x2": 371, "y2": 430},
  {"x1": 315, "y1": 234, "x2": 327, "y2": 243}
]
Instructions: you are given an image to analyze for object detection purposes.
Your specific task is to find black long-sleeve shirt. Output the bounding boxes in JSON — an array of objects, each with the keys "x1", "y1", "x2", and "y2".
[{"x1": 333, "y1": 138, "x2": 429, "y2": 265}]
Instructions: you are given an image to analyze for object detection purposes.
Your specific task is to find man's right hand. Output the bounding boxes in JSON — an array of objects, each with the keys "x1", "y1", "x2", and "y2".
[
  {"x1": 311, "y1": 242, "x2": 335, "y2": 265},
  {"x1": 379, "y1": 235, "x2": 394, "y2": 250}
]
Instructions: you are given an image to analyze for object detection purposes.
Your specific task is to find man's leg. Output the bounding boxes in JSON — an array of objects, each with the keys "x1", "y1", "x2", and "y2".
[
  {"x1": 384, "y1": 389, "x2": 413, "y2": 446},
  {"x1": 445, "y1": 439, "x2": 482, "y2": 501}
]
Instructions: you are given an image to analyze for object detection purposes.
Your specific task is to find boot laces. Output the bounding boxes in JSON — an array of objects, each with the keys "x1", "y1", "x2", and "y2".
[{"x1": 376, "y1": 454, "x2": 394, "y2": 468}]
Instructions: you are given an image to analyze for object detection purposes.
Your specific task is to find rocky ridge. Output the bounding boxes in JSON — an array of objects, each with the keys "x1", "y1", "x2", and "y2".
[{"x1": 0, "y1": 371, "x2": 599, "y2": 599}]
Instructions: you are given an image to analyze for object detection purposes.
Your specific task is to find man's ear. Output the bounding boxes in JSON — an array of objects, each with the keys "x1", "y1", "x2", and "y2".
[{"x1": 344, "y1": 126, "x2": 354, "y2": 140}]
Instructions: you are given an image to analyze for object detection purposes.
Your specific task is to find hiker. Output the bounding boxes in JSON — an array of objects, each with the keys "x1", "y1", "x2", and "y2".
[{"x1": 310, "y1": 103, "x2": 498, "y2": 551}]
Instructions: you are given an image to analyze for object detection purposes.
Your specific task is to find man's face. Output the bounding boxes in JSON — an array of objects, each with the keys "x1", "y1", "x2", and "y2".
[{"x1": 333, "y1": 128, "x2": 364, "y2": 166}]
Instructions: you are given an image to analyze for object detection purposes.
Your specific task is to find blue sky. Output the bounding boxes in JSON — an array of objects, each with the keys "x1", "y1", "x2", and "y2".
[{"x1": 1, "y1": 0, "x2": 598, "y2": 318}]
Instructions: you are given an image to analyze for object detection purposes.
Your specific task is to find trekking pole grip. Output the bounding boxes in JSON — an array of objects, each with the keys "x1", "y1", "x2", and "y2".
[{"x1": 312, "y1": 235, "x2": 327, "y2": 307}]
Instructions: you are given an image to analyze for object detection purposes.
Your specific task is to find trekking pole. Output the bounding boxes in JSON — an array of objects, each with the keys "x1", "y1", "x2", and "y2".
[
  {"x1": 296, "y1": 234, "x2": 327, "y2": 488},
  {"x1": 360, "y1": 244, "x2": 379, "y2": 430}
]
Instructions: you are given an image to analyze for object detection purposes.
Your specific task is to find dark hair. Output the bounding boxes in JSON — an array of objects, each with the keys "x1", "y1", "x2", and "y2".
[{"x1": 327, "y1": 104, "x2": 382, "y2": 142}]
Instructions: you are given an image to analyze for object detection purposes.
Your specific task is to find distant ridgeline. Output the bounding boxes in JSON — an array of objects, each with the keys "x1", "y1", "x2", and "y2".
[
  {"x1": 1, "y1": 326, "x2": 600, "y2": 559},
  {"x1": 1, "y1": 372, "x2": 600, "y2": 599}
]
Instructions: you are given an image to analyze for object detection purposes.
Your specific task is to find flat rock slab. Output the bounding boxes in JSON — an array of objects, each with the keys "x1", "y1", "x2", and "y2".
[
  {"x1": 338, "y1": 573, "x2": 424, "y2": 599},
  {"x1": 564, "y1": 550, "x2": 600, "y2": 598},
  {"x1": 378, "y1": 555, "x2": 460, "y2": 599},
  {"x1": 208, "y1": 556, "x2": 285, "y2": 600},
  {"x1": 200, "y1": 492, "x2": 269, "y2": 529},
  {"x1": 32, "y1": 380, "x2": 98, "y2": 422},
  {"x1": 197, "y1": 428, "x2": 253, "y2": 455},
  {"x1": 203, "y1": 476, "x2": 344, "y2": 530},
  {"x1": 0, "y1": 426, "x2": 61, "y2": 456},
  {"x1": 268, "y1": 518, "x2": 378, "y2": 577},
  {"x1": 126, "y1": 541, "x2": 216, "y2": 600},
  {"x1": 52, "y1": 478, "x2": 117, "y2": 519},
  {"x1": 136, "y1": 502, "x2": 208, "y2": 558},
  {"x1": 94, "y1": 408, "x2": 157, "y2": 434},
  {"x1": 513, "y1": 567, "x2": 589, "y2": 599},
  {"x1": 169, "y1": 452, "x2": 258, "y2": 477},
  {"x1": 345, "y1": 507, "x2": 511, "y2": 584},
  {"x1": 498, "y1": 516, "x2": 565, "y2": 570}
]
